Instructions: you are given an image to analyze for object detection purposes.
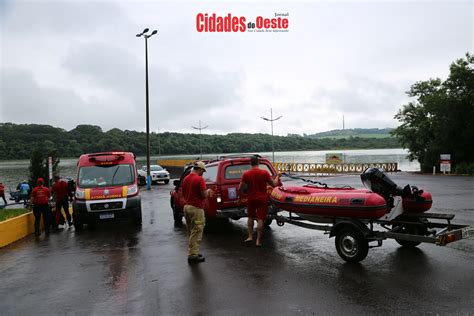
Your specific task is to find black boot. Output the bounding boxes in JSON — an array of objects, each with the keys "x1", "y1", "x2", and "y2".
[{"x1": 188, "y1": 255, "x2": 205, "y2": 263}]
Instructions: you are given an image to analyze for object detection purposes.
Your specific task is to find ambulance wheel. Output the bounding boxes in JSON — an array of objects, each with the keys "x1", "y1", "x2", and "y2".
[
  {"x1": 88, "y1": 220, "x2": 97, "y2": 230},
  {"x1": 133, "y1": 209, "x2": 142, "y2": 225},
  {"x1": 335, "y1": 227, "x2": 369, "y2": 263},
  {"x1": 73, "y1": 215, "x2": 83, "y2": 230}
]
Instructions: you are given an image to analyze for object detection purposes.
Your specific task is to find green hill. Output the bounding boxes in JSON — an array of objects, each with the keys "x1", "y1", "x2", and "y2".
[
  {"x1": 0, "y1": 123, "x2": 401, "y2": 160},
  {"x1": 306, "y1": 128, "x2": 393, "y2": 139}
]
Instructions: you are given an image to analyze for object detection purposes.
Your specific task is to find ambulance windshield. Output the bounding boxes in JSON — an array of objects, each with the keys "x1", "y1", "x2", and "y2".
[{"x1": 78, "y1": 164, "x2": 134, "y2": 188}]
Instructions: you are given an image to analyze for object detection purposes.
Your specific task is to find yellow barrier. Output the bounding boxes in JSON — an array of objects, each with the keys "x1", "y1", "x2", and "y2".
[
  {"x1": 0, "y1": 212, "x2": 36, "y2": 248},
  {"x1": 0, "y1": 207, "x2": 73, "y2": 248},
  {"x1": 157, "y1": 159, "x2": 195, "y2": 168}
]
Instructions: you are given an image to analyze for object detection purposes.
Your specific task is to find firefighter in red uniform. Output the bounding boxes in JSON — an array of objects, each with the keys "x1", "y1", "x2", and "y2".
[
  {"x1": 182, "y1": 161, "x2": 212, "y2": 263},
  {"x1": 239, "y1": 156, "x2": 280, "y2": 247},
  {"x1": 30, "y1": 178, "x2": 51, "y2": 236},
  {"x1": 52, "y1": 176, "x2": 72, "y2": 227}
]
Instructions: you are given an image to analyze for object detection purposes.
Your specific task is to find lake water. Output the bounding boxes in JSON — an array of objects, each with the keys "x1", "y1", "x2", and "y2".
[{"x1": 0, "y1": 148, "x2": 418, "y2": 191}]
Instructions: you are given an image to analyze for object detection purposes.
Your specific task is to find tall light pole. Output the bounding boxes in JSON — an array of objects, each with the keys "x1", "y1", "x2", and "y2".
[
  {"x1": 157, "y1": 127, "x2": 161, "y2": 158},
  {"x1": 136, "y1": 28, "x2": 157, "y2": 190},
  {"x1": 192, "y1": 120, "x2": 208, "y2": 159},
  {"x1": 261, "y1": 108, "x2": 282, "y2": 164}
]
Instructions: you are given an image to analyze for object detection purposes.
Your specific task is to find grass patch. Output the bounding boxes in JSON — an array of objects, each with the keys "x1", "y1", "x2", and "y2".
[{"x1": 0, "y1": 208, "x2": 30, "y2": 222}]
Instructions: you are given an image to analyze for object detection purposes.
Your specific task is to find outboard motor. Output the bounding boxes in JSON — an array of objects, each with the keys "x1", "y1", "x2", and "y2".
[
  {"x1": 361, "y1": 168, "x2": 432, "y2": 212},
  {"x1": 361, "y1": 168, "x2": 404, "y2": 207}
]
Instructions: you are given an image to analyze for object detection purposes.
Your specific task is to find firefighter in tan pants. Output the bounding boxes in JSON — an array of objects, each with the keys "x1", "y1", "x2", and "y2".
[{"x1": 182, "y1": 161, "x2": 212, "y2": 263}]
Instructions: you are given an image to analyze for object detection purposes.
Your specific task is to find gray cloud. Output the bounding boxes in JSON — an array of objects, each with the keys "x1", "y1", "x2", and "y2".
[
  {"x1": 1, "y1": 1, "x2": 472, "y2": 135},
  {"x1": 0, "y1": 67, "x2": 146, "y2": 131},
  {"x1": 1, "y1": 1, "x2": 127, "y2": 35},
  {"x1": 273, "y1": 77, "x2": 410, "y2": 134},
  {"x1": 1, "y1": 68, "x2": 87, "y2": 124},
  {"x1": 62, "y1": 41, "x2": 244, "y2": 131},
  {"x1": 311, "y1": 77, "x2": 408, "y2": 114}
]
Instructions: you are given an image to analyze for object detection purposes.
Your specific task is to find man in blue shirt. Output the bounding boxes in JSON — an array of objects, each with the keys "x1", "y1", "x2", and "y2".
[{"x1": 19, "y1": 180, "x2": 31, "y2": 206}]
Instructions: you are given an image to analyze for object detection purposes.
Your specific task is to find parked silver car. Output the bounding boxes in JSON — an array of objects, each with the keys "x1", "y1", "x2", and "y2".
[{"x1": 138, "y1": 164, "x2": 170, "y2": 184}]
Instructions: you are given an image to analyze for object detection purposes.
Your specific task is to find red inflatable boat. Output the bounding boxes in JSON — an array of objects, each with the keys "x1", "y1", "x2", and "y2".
[
  {"x1": 270, "y1": 186, "x2": 389, "y2": 219},
  {"x1": 271, "y1": 168, "x2": 433, "y2": 220}
]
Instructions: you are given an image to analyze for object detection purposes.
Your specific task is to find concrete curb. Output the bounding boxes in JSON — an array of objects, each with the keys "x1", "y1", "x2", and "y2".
[
  {"x1": 0, "y1": 212, "x2": 36, "y2": 248},
  {"x1": 0, "y1": 207, "x2": 72, "y2": 248}
]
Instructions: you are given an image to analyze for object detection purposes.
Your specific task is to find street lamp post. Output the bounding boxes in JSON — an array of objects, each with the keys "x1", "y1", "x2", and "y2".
[
  {"x1": 136, "y1": 28, "x2": 157, "y2": 190},
  {"x1": 192, "y1": 120, "x2": 208, "y2": 159},
  {"x1": 157, "y1": 127, "x2": 161, "y2": 158},
  {"x1": 261, "y1": 108, "x2": 282, "y2": 164}
]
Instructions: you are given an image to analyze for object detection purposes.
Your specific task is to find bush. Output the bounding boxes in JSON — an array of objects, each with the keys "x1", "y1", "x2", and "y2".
[{"x1": 454, "y1": 162, "x2": 474, "y2": 175}]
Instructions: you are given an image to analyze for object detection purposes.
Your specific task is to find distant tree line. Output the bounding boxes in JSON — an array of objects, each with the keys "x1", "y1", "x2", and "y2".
[
  {"x1": 392, "y1": 53, "x2": 474, "y2": 174},
  {"x1": 306, "y1": 128, "x2": 393, "y2": 138},
  {"x1": 0, "y1": 123, "x2": 400, "y2": 160}
]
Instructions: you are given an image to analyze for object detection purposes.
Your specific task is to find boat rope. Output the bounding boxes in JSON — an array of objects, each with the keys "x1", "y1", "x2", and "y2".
[
  {"x1": 280, "y1": 172, "x2": 353, "y2": 189},
  {"x1": 280, "y1": 172, "x2": 328, "y2": 187}
]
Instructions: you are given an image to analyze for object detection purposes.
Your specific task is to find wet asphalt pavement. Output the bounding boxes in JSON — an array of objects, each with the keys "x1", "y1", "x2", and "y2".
[{"x1": 0, "y1": 173, "x2": 473, "y2": 315}]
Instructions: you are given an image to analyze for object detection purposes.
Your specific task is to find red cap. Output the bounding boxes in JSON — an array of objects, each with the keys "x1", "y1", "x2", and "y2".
[{"x1": 37, "y1": 178, "x2": 44, "y2": 185}]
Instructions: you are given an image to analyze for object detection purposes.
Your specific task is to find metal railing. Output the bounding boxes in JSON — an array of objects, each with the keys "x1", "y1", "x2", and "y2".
[
  {"x1": 272, "y1": 162, "x2": 398, "y2": 174},
  {"x1": 157, "y1": 159, "x2": 398, "y2": 174}
]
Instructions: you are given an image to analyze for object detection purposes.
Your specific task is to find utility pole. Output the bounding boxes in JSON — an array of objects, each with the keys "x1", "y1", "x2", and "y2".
[
  {"x1": 157, "y1": 127, "x2": 161, "y2": 158},
  {"x1": 261, "y1": 108, "x2": 283, "y2": 164},
  {"x1": 192, "y1": 120, "x2": 208, "y2": 159}
]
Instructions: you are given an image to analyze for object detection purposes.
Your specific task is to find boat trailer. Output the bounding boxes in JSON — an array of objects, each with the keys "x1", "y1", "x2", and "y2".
[
  {"x1": 272, "y1": 210, "x2": 474, "y2": 263},
  {"x1": 272, "y1": 169, "x2": 474, "y2": 263}
]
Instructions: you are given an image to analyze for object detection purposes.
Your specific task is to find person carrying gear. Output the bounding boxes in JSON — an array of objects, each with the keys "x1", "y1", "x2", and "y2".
[
  {"x1": 52, "y1": 176, "x2": 72, "y2": 227},
  {"x1": 30, "y1": 178, "x2": 51, "y2": 236},
  {"x1": 182, "y1": 161, "x2": 212, "y2": 264}
]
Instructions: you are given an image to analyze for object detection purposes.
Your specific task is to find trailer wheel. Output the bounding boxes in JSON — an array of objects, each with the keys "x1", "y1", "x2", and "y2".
[
  {"x1": 393, "y1": 218, "x2": 427, "y2": 248},
  {"x1": 335, "y1": 227, "x2": 369, "y2": 263},
  {"x1": 396, "y1": 239, "x2": 421, "y2": 247},
  {"x1": 394, "y1": 225, "x2": 422, "y2": 247}
]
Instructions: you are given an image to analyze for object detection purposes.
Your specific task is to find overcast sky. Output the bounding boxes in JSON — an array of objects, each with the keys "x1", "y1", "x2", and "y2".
[{"x1": 0, "y1": 0, "x2": 472, "y2": 135}]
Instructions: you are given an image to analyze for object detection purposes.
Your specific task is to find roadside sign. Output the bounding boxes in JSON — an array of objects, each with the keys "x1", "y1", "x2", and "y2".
[
  {"x1": 440, "y1": 154, "x2": 451, "y2": 160},
  {"x1": 48, "y1": 156, "x2": 53, "y2": 181},
  {"x1": 440, "y1": 154, "x2": 451, "y2": 174},
  {"x1": 440, "y1": 162, "x2": 451, "y2": 173}
]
